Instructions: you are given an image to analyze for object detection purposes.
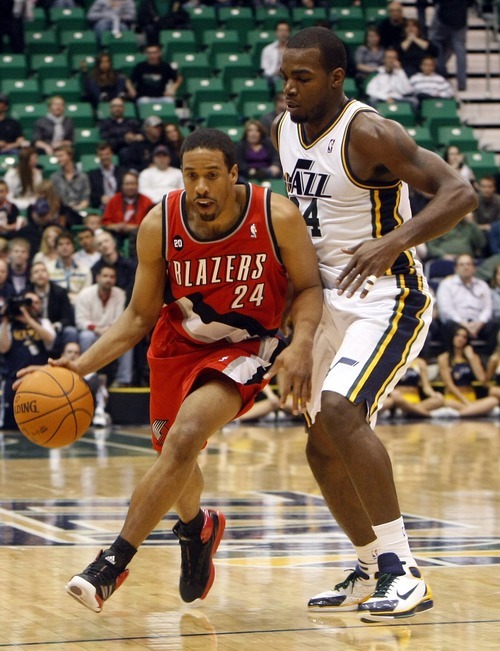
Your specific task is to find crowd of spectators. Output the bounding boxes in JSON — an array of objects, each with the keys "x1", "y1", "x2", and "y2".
[{"x1": 0, "y1": 0, "x2": 499, "y2": 426}]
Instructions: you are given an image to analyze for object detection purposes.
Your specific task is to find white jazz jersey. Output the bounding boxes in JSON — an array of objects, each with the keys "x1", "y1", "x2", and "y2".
[
  {"x1": 276, "y1": 99, "x2": 423, "y2": 288},
  {"x1": 276, "y1": 100, "x2": 432, "y2": 423}
]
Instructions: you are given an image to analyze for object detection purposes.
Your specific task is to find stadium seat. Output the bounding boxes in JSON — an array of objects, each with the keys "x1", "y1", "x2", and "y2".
[
  {"x1": 406, "y1": 125, "x2": 434, "y2": 150},
  {"x1": 41, "y1": 78, "x2": 82, "y2": 102},
  {"x1": 25, "y1": 30, "x2": 59, "y2": 55},
  {"x1": 247, "y1": 29, "x2": 275, "y2": 69},
  {"x1": 464, "y1": 150, "x2": 499, "y2": 179},
  {"x1": 0, "y1": 79, "x2": 39, "y2": 106},
  {"x1": 420, "y1": 98, "x2": 460, "y2": 142},
  {"x1": 171, "y1": 52, "x2": 212, "y2": 80},
  {"x1": 30, "y1": 54, "x2": 70, "y2": 82},
  {"x1": 365, "y1": 7, "x2": 388, "y2": 24},
  {"x1": 343, "y1": 77, "x2": 359, "y2": 98},
  {"x1": 254, "y1": 6, "x2": 291, "y2": 30},
  {"x1": 336, "y1": 29, "x2": 365, "y2": 56},
  {"x1": 216, "y1": 124, "x2": 244, "y2": 142},
  {"x1": 215, "y1": 53, "x2": 258, "y2": 92},
  {"x1": 376, "y1": 101, "x2": 416, "y2": 127},
  {"x1": 113, "y1": 53, "x2": 147, "y2": 77},
  {"x1": 69, "y1": 53, "x2": 97, "y2": 73},
  {"x1": 239, "y1": 100, "x2": 275, "y2": 122},
  {"x1": 291, "y1": 7, "x2": 328, "y2": 28},
  {"x1": 258, "y1": 178, "x2": 287, "y2": 197},
  {"x1": 74, "y1": 127, "x2": 101, "y2": 158},
  {"x1": 60, "y1": 30, "x2": 98, "y2": 58},
  {"x1": 100, "y1": 31, "x2": 139, "y2": 56},
  {"x1": 50, "y1": 6, "x2": 87, "y2": 31},
  {"x1": 64, "y1": 102, "x2": 95, "y2": 128},
  {"x1": 79, "y1": 153, "x2": 118, "y2": 173},
  {"x1": 230, "y1": 77, "x2": 272, "y2": 104},
  {"x1": 437, "y1": 125, "x2": 479, "y2": 151},
  {"x1": 203, "y1": 30, "x2": 243, "y2": 65},
  {"x1": 137, "y1": 102, "x2": 178, "y2": 123},
  {"x1": 185, "y1": 5, "x2": 217, "y2": 44},
  {"x1": 329, "y1": 6, "x2": 365, "y2": 30},
  {"x1": 0, "y1": 154, "x2": 17, "y2": 177},
  {"x1": 0, "y1": 54, "x2": 28, "y2": 81},
  {"x1": 10, "y1": 102, "x2": 47, "y2": 136},
  {"x1": 196, "y1": 101, "x2": 240, "y2": 128},
  {"x1": 189, "y1": 79, "x2": 226, "y2": 116},
  {"x1": 159, "y1": 29, "x2": 198, "y2": 58},
  {"x1": 217, "y1": 6, "x2": 255, "y2": 41},
  {"x1": 37, "y1": 154, "x2": 60, "y2": 178}
]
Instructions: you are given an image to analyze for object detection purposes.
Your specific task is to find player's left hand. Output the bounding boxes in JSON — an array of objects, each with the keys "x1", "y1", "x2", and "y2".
[
  {"x1": 264, "y1": 344, "x2": 312, "y2": 415},
  {"x1": 335, "y1": 238, "x2": 400, "y2": 298}
]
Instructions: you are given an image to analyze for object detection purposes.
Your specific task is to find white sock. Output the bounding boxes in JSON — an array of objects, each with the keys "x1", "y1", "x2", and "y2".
[
  {"x1": 354, "y1": 539, "x2": 379, "y2": 578},
  {"x1": 372, "y1": 517, "x2": 416, "y2": 570}
]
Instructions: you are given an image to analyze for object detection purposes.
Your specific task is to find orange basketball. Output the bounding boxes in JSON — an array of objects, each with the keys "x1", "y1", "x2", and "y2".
[{"x1": 14, "y1": 366, "x2": 94, "y2": 448}]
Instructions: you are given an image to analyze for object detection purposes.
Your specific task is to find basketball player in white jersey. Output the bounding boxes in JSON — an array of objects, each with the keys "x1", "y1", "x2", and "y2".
[{"x1": 272, "y1": 27, "x2": 477, "y2": 622}]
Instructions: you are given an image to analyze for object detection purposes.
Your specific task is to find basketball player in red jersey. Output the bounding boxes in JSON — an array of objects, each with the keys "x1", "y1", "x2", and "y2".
[{"x1": 17, "y1": 128, "x2": 323, "y2": 612}]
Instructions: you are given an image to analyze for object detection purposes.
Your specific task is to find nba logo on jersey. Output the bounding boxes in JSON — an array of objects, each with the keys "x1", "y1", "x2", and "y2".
[
  {"x1": 250, "y1": 224, "x2": 257, "y2": 238},
  {"x1": 327, "y1": 139, "x2": 335, "y2": 153}
]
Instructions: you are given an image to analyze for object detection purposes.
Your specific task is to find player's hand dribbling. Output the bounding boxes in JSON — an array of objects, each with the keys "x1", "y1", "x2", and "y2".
[{"x1": 13, "y1": 357, "x2": 79, "y2": 391}]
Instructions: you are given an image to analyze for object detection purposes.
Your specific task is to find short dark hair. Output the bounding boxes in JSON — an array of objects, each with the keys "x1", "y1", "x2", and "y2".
[
  {"x1": 286, "y1": 27, "x2": 347, "y2": 73},
  {"x1": 56, "y1": 231, "x2": 75, "y2": 247},
  {"x1": 180, "y1": 128, "x2": 237, "y2": 171}
]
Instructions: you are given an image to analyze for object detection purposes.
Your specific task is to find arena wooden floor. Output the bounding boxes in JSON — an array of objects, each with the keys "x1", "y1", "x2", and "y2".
[{"x1": 1, "y1": 416, "x2": 500, "y2": 650}]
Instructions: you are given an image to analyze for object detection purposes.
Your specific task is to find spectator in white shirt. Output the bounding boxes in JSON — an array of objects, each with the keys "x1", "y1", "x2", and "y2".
[
  {"x1": 46, "y1": 231, "x2": 93, "y2": 305},
  {"x1": 409, "y1": 55, "x2": 455, "y2": 102},
  {"x1": 436, "y1": 253, "x2": 498, "y2": 354},
  {"x1": 138, "y1": 145, "x2": 183, "y2": 204},
  {"x1": 75, "y1": 263, "x2": 133, "y2": 386},
  {"x1": 366, "y1": 47, "x2": 416, "y2": 109},
  {"x1": 260, "y1": 20, "x2": 291, "y2": 92},
  {"x1": 74, "y1": 227, "x2": 101, "y2": 269}
]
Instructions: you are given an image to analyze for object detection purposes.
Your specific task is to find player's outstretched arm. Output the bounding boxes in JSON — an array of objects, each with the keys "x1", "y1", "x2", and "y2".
[
  {"x1": 264, "y1": 192, "x2": 323, "y2": 413},
  {"x1": 16, "y1": 205, "x2": 167, "y2": 385}
]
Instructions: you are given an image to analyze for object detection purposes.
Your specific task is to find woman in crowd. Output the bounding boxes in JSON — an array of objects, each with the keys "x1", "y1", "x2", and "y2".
[
  {"x1": 436, "y1": 325, "x2": 499, "y2": 417},
  {"x1": 235, "y1": 119, "x2": 282, "y2": 182},
  {"x1": 82, "y1": 52, "x2": 134, "y2": 108},
  {"x1": 398, "y1": 18, "x2": 437, "y2": 77},
  {"x1": 163, "y1": 122, "x2": 185, "y2": 169},
  {"x1": 4, "y1": 147, "x2": 43, "y2": 211},
  {"x1": 32, "y1": 224, "x2": 63, "y2": 267},
  {"x1": 443, "y1": 145, "x2": 477, "y2": 188},
  {"x1": 354, "y1": 25, "x2": 385, "y2": 84}
]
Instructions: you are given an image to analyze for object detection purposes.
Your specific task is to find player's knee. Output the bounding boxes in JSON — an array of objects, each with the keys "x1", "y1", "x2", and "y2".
[
  {"x1": 162, "y1": 424, "x2": 206, "y2": 462},
  {"x1": 320, "y1": 392, "x2": 367, "y2": 439}
]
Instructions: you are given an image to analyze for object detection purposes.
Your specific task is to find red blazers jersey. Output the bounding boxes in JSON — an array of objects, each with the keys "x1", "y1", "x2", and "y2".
[{"x1": 161, "y1": 183, "x2": 288, "y2": 345}]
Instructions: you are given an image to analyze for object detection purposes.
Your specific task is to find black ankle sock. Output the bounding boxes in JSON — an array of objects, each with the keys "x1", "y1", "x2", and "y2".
[
  {"x1": 104, "y1": 535, "x2": 138, "y2": 571},
  {"x1": 180, "y1": 509, "x2": 204, "y2": 535}
]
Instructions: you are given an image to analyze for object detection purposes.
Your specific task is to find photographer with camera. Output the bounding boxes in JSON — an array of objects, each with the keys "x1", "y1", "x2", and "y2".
[{"x1": 0, "y1": 291, "x2": 55, "y2": 429}]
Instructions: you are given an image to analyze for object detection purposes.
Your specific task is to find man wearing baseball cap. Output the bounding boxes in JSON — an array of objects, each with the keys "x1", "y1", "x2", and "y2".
[
  {"x1": 119, "y1": 115, "x2": 169, "y2": 171},
  {"x1": 138, "y1": 145, "x2": 183, "y2": 204}
]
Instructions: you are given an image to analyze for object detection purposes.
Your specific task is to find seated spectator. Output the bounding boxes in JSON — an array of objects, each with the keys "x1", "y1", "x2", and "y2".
[
  {"x1": 91, "y1": 229, "x2": 137, "y2": 300},
  {"x1": 260, "y1": 92, "x2": 287, "y2": 136},
  {"x1": 102, "y1": 171, "x2": 154, "y2": 256},
  {"x1": 436, "y1": 253, "x2": 497, "y2": 355},
  {"x1": 50, "y1": 145, "x2": 91, "y2": 213},
  {"x1": 435, "y1": 325, "x2": 499, "y2": 417},
  {"x1": 365, "y1": 48, "x2": 416, "y2": 109},
  {"x1": 87, "y1": 0, "x2": 137, "y2": 46},
  {"x1": 354, "y1": 26, "x2": 385, "y2": 85},
  {"x1": 137, "y1": 0, "x2": 191, "y2": 45},
  {"x1": 236, "y1": 120, "x2": 282, "y2": 182},
  {"x1": 426, "y1": 212, "x2": 486, "y2": 261},
  {"x1": 32, "y1": 224, "x2": 63, "y2": 267},
  {"x1": 7, "y1": 236, "x2": 31, "y2": 294},
  {"x1": 28, "y1": 260, "x2": 79, "y2": 356},
  {"x1": 119, "y1": 115, "x2": 168, "y2": 171},
  {"x1": 379, "y1": 356, "x2": 445, "y2": 418},
  {"x1": 84, "y1": 212, "x2": 105, "y2": 235},
  {"x1": 98, "y1": 97, "x2": 143, "y2": 157},
  {"x1": 398, "y1": 19, "x2": 437, "y2": 78},
  {"x1": 377, "y1": 1, "x2": 407, "y2": 49},
  {"x1": 163, "y1": 121, "x2": 185, "y2": 168},
  {"x1": 81, "y1": 52, "x2": 134, "y2": 108},
  {"x1": 0, "y1": 179, "x2": 21, "y2": 238},
  {"x1": 46, "y1": 231, "x2": 93, "y2": 305},
  {"x1": 138, "y1": 145, "x2": 183, "y2": 204},
  {"x1": 4, "y1": 146, "x2": 43, "y2": 211},
  {"x1": 409, "y1": 55, "x2": 454, "y2": 105},
  {"x1": 443, "y1": 145, "x2": 476, "y2": 187},
  {"x1": 74, "y1": 226, "x2": 101, "y2": 269},
  {"x1": 0, "y1": 94, "x2": 28, "y2": 154},
  {"x1": 0, "y1": 257, "x2": 16, "y2": 314},
  {"x1": 474, "y1": 176, "x2": 500, "y2": 233},
  {"x1": 33, "y1": 96, "x2": 75, "y2": 157},
  {"x1": 129, "y1": 43, "x2": 183, "y2": 105},
  {"x1": 88, "y1": 142, "x2": 127, "y2": 210},
  {"x1": 260, "y1": 20, "x2": 291, "y2": 92},
  {"x1": 0, "y1": 290, "x2": 55, "y2": 429},
  {"x1": 75, "y1": 263, "x2": 133, "y2": 387}
]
